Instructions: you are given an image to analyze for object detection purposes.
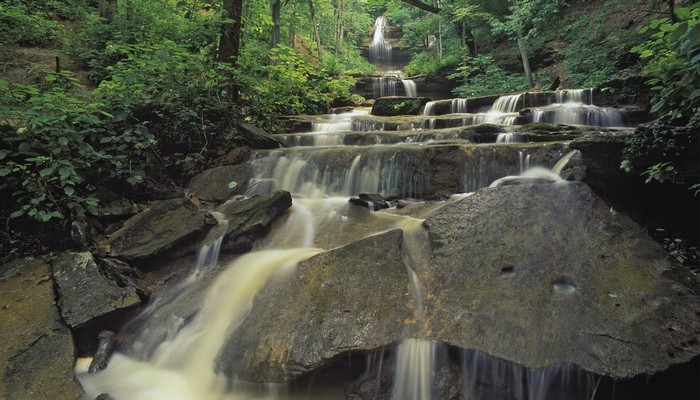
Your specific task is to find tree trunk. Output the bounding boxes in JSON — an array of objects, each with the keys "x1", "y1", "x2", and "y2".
[
  {"x1": 271, "y1": 0, "x2": 281, "y2": 48},
  {"x1": 335, "y1": 0, "x2": 345, "y2": 55},
  {"x1": 289, "y1": 0, "x2": 297, "y2": 47},
  {"x1": 218, "y1": 0, "x2": 244, "y2": 66},
  {"x1": 98, "y1": 0, "x2": 117, "y2": 23},
  {"x1": 308, "y1": 0, "x2": 323, "y2": 62},
  {"x1": 218, "y1": 0, "x2": 244, "y2": 100},
  {"x1": 512, "y1": 0, "x2": 534, "y2": 88}
]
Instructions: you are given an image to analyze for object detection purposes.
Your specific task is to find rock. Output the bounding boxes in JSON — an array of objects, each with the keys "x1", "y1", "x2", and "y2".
[
  {"x1": 96, "y1": 199, "x2": 138, "y2": 222},
  {"x1": 88, "y1": 331, "x2": 117, "y2": 373},
  {"x1": 458, "y1": 124, "x2": 505, "y2": 143},
  {"x1": 187, "y1": 164, "x2": 253, "y2": 202},
  {"x1": 217, "y1": 190, "x2": 293, "y2": 252},
  {"x1": 108, "y1": 198, "x2": 212, "y2": 261},
  {"x1": 371, "y1": 97, "x2": 432, "y2": 116},
  {"x1": 349, "y1": 193, "x2": 389, "y2": 210},
  {"x1": 421, "y1": 182, "x2": 700, "y2": 379},
  {"x1": 0, "y1": 257, "x2": 82, "y2": 400},
  {"x1": 51, "y1": 252, "x2": 141, "y2": 335},
  {"x1": 217, "y1": 230, "x2": 413, "y2": 382},
  {"x1": 571, "y1": 131, "x2": 699, "y2": 242},
  {"x1": 515, "y1": 122, "x2": 583, "y2": 142},
  {"x1": 217, "y1": 147, "x2": 251, "y2": 166},
  {"x1": 237, "y1": 122, "x2": 282, "y2": 149}
]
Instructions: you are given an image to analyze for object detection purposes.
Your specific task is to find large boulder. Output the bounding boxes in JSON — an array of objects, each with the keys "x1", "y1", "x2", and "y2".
[
  {"x1": 108, "y1": 198, "x2": 213, "y2": 261},
  {"x1": 187, "y1": 164, "x2": 253, "y2": 202},
  {"x1": 217, "y1": 229, "x2": 414, "y2": 382},
  {"x1": 421, "y1": 182, "x2": 700, "y2": 379},
  {"x1": 0, "y1": 257, "x2": 82, "y2": 400}
]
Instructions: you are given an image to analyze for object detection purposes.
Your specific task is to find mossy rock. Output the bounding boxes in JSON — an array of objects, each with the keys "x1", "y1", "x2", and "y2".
[
  {"x1": 371, "y1": 97, "x2": 432, "y2": 116},
  {"x1": 520, "y1": 122, "x2": 580, "y2": 134}
]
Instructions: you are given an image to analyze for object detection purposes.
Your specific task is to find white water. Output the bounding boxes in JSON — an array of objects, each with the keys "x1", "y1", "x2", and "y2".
[
  {"x1": 78, "y1": 248, "x2": 322, "y2": 400},
  {"x1": 461, "y1": 349, "x2": 596, "y2": 400},
  {"x1": 369, "y1": 16, "x2": 391, "y2": 65}
]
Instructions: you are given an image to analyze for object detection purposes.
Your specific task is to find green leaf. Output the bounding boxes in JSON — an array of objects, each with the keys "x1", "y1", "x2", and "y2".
[
  {"x1": 64, "y1": 186, "x2": 75, "y2": 196},
  {"x1": 0, "y1": 168, "x2": 10, "y2": 177},
  {"x1": 58, "y1": 167, "x2": 71, "y2": 178},
  {"x1": 228, "y1": 181, "x2": 238, "y2": 189},
  {"x1": 39, "y1": 167, "x2": 55, "y2": 177},
  {"x1": 9, "y1": 210, "x2": 25, "y2": 219}
]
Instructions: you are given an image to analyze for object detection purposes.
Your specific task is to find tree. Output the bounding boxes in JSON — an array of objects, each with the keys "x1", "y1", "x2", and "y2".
[{"x1": 218, "y1": 0, "x2": 244, "y2": 66}]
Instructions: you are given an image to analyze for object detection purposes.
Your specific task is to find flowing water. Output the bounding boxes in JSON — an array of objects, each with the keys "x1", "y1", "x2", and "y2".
[{"x1": 77, "y1": 18, "x2": 620, "y2": 400}]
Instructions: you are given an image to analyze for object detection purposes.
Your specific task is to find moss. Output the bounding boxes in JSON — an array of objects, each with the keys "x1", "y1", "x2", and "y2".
[{"x1": 371, "y1": 97, "x2": 432, "y2": 116}]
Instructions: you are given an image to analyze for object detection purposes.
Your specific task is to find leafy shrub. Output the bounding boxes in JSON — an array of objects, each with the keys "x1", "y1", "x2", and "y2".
[
  {"x1": 449, "y1": 54, "x2": 528, "y2": 97},
  {"x1": 0, "y1": 71, "x2": 153, "y2": 221},
  {"x1": 0, "y1": 4, "x2": 60, "y2": 46},
  {"x1": 631, "y1": 3, "x2": 700, "y2": 121}
]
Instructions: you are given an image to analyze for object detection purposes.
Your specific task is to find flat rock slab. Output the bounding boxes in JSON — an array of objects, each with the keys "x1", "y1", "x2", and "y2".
[
  {"x1": 421, "y1": 182, "x2": 700, "y2": 379},
  {"x1": 51, "y1": 252, "x2": 141, "y2": 331},
  {"x1": 108, "y1": 198, "x2": 211, "y2": 260},
  {"x1": 218, "y1": 229, "x2": 414, "y2": 382},
  {"x1": 187, "y1": 164, "x2": 252, "y2": 202},
  {"x1": 0, "y1": 257, "x2": 82, "y2": 400}
]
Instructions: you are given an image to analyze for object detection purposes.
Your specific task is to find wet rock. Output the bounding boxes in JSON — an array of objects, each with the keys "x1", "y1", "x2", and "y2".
[
  {"x1": 217, "y1": 230, "x2": 413, "y2": 382},
  {"x1": 349, "y1": 193, "x2": 390, "y2": 210},
  {"x1": 421, "y1": 182, "x2": 700, "y2": 379},
  {"x1": 217, "y1": 147, "x2": 251, "y2": 166},
  {"x1": 458, "y1": 124, "x2": 505, "y2": 143},
  {"x1": 217, "y1": 190, "x2": 293, "y2": 252},
  {"x1": 237, "y1": 122, "x2": 282, "y2": 149},
  {"x1": 187, "y1": 164, "x2": 253, "y2": 202},
  {"x1": 515, "y1": 122, "x2": 583, "y2": 142},
  {"x1": 51, "y1": 252, "x2": 141, "y2": 333},
  {"x1": 371, "y1": 97, "x2": 432, "y2": 116},
  {"x1": 88, "y1": 331, "x2": 117, "y2": 373},
  {"x1": 0, "y1": 257, "x2": 82, "y2": 400},
  {"x1": 108, "y1": 198, "x2": 212, "y2": 261}
]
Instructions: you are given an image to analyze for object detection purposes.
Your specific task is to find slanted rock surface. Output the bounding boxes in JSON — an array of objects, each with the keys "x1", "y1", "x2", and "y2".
[
  {"x1": 238, "y1": 122, "x2": 282, "y2": 149},
  {"x1": 217, "y1": 190, "x2": 293, "y2": 252},
  {"x1": 0, "y1": 257, "x2": 82, "y2": 400},
  {"x1": 421, "y1": 182, "x2": 700, "y2": 379},
  {"x1": 187, "y1": 164, "x2": 252, "y2": 202},
  {"x1": 217, "y1": 229, "x2": 413, "y2": 382},
  {"x1": 108, "y1": 198, "x2": 211, "y2": 260},
  {"x1": 51, "y1": 252, "x2": 141, "y2": 331}
]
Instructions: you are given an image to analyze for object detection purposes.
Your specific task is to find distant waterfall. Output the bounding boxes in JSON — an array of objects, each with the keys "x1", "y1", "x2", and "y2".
[{"x1": 370, "y1": 16, "x2": 392, "y2": 65}]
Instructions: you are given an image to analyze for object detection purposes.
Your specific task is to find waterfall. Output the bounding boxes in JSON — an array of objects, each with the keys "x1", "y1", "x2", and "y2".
[
  {"x1": 402, "y1": 79, "x2": 417, "y2": 97},
  {"x1": 369, "y1": 16, "x2": 392, "y2": 65},
  {"x1": 461, "y1": 349, "x2": 596, "y2": 400},
  {"x1": 373, "y1": 71, "x2": 417, "y2": 98}
]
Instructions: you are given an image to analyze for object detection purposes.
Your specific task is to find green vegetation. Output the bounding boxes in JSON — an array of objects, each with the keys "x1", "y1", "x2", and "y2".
[
  {"x1": 622, "y1": 3, "x2": 699, "y2": 192},
  {"x1": 0, "y1": 0, "x2": 698, "y2": 238}
]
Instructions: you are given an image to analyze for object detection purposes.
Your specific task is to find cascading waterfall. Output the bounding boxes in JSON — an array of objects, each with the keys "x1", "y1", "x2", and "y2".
[
  {"x1": 529, "y1": 88, "x2": 624, "y2": 127},
  {"x1": 370, "y1": 16, "x2": 392, "y2": 65},
  {"x1": 76, "y1": 40, "x2": 628, "y2": 397}
]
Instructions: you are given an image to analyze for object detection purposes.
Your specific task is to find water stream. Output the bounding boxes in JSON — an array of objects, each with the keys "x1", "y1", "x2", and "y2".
[{"x1": 77, "y1": 17, "x2": 615, "y2": 400}]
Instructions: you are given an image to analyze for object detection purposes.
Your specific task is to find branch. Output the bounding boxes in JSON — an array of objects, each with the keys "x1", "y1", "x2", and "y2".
[{"x1": 401, "y1": 0, "x2": 441, "y2": 14}]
